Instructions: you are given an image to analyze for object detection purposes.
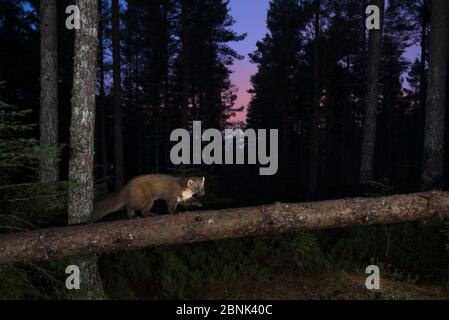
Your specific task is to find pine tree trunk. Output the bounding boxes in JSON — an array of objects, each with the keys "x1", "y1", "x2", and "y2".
[
  {"x1": 416, "y1": 0, "x2": 428, "y2": 180},
  {"x1": 68, "y1": 0, "x2": 106, "y2": 299},
  {"x1": 360, "y1": 0, "x2": 384, "y2": 184},
  {"x1": 96, "y1": 0, "x2": 108, "y2": 178},
  {"x1": 419, "y1": 0, "x2": 428, "y2": 110},
  {"x1": 421, "y1": 0, "x2": 449, "y2": 190},
  {"x1": 181, "y1": 0, "x2": 191, "y2": 128},
  {"x1": 112, "y1": 0, "x2": 124, "y2": 190},
  {"x1": 39, "y1": 0, "x2": 59, "y2": 183},
  {"x1": 307, "y1": 0, "x2": 321, "y2": 200}
]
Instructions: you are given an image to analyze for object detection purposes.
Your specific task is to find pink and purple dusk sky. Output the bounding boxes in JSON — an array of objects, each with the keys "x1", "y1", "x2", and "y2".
[
  {"x1": 227, "y1": 0, "x2": 420, "y2": 123},
  {"x1": 228, "y1": 0, "x2": 270, "y2": 122}
]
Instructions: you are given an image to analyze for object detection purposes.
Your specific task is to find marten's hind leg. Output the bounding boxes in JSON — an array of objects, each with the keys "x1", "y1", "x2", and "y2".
[{"x1": 127, "y1": 207, "x2": 136, "y2": 219}]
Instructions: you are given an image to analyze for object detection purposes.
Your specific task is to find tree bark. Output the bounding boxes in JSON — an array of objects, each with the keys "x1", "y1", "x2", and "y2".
[
  {"x1": 112, "y1": 0, "x2": 124, "y2": 190},
  {"x1": 39, "y1": 0, "x2": 59, "y2": 183},
  {"x1": 68, "y1": 0, "x2": 106, "y2": 299},
  {"x1": 307, "y1": 0, "x2": 321, "y2": 200},
  {"x1": 1, "y1": 191, "x2": 449, "y2": 266},
  {"x1": 416, "y1": 0, "x2": 428, "y2": 178},
  {"x1": 360, "y1": 0, "x2": 384, "y2": 184},
  {"x1": 180, "y1": 0, "x2": 191, "y2": 128},
  {"x1": 419, "y1": 0, "x2": 428, "y2": 112},
  {"x1": 69, "y1": 0, "x2": 98, "y2": 224},
  {"x1": 96, "y1": 0, "x2": 108, "y2": 179},
  {"x1": 421, "y1": 0, "x2": 449, "y2": 190}
]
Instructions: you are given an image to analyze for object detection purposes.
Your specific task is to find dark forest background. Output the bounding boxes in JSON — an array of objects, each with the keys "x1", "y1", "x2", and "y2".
[{"x1": 1, "y1": 0, "x2": 449, "y2": 299}]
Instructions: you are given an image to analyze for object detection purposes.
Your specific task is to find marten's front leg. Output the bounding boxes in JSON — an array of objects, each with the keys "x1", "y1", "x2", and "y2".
[
  {"x1": 166, "y1": 197, "x2": 179, "y2": 214},
  {"x1": 141, "y1": 199, "x2": 155, "y2": 217}
]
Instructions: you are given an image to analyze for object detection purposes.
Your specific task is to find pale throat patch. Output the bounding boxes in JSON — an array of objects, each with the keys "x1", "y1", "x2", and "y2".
[{"x1": 178, "y1": 189, "x2": 193, "y2": 203}]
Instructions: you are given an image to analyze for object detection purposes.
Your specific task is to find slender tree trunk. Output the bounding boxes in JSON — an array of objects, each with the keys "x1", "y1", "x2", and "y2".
[
  {"x1": 68, "y1": 0, "x2": 106, "y2": 299},
  {"x1": 416, "y1": 0, "x2": 428, "y2": 179},
  {"x1": 362, "y1": 0, "x2": 367, "y2": 55},
  {"x1": 421, "y1": 0, "x2": 449, "y2": 190},
  {"x1": 133, "y1": 52, "x2": 143, "y2": 175},
  {"x1": 39, "y1": 0, "x2": 59, "y2": 183},
  {"x1": 112, "y1": 0, "x2": 124, "y2": 190},
  {"x1": 181, "y1": 0, "x2": 191, "y2": 128},
  {"x1": 307, "y1": 0, "x2": 321, "y2": 200},
  {"x1": 96, "y1": 0, "x2": 107, "y2": 178},
  {"x1": 154, "y1": 114, "x2": 160, "y2": 172},
  {"x1": 419, "y1": 0, "x2": 428, "y2": 115},
  {"x1": 359, "y1": 0, "x2": 384, "y2": 184},
  {"x1": 385, "y1": 94, "x2": 393, "y2": 178},
  {"x1": 136, "y1": 110, "x2": 143, "y2": 175},
  {"x1": 159, "y1": 0, "x2": 170, "y2": 173}
]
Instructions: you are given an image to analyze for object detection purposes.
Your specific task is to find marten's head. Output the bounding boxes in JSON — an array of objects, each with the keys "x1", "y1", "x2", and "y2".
[{"x1": 187, "y1": 177, "x2": 206, "y2": 197}]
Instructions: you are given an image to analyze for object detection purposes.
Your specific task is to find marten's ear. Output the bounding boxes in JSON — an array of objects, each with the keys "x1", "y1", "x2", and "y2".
[
  {"x1": 187, "y1": 179, "x2": 194, "y2": 188},
  {"x1": 202, "y1": 177, "x2": 205, "y2": 185}
]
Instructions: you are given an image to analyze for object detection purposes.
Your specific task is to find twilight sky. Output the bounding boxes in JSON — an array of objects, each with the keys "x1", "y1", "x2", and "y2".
[
  {"x1": 227, "y1": 0, "x2": 420, "y2": 123},
  {"x1": 228, "y1": 0, "x2": 270, "y2": 122}
]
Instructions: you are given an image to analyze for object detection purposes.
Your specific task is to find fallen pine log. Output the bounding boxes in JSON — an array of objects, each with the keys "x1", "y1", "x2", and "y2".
[{"x1": 0, "y1": 191, "x2": 449, "y2": 265}]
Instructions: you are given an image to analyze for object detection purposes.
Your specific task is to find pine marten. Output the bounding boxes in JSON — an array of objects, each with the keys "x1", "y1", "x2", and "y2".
[{"x1": 90, "y1": 174, "x2": 205, "y2": 223}]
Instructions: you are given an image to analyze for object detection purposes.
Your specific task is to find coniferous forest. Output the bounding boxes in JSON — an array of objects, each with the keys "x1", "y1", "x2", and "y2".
[{"x1": 1, "y1": 0, "x2": 449, "y2": 301}]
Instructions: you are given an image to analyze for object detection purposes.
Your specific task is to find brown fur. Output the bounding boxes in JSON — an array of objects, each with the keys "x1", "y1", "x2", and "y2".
[{"x1": 90, "y1": 174, "x2": 205, "y2": 223}]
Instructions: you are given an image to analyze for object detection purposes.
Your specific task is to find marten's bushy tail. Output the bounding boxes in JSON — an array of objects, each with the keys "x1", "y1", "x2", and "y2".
[{"x1": 90, "y1": 189, "x2": 127, "y2": 223}]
